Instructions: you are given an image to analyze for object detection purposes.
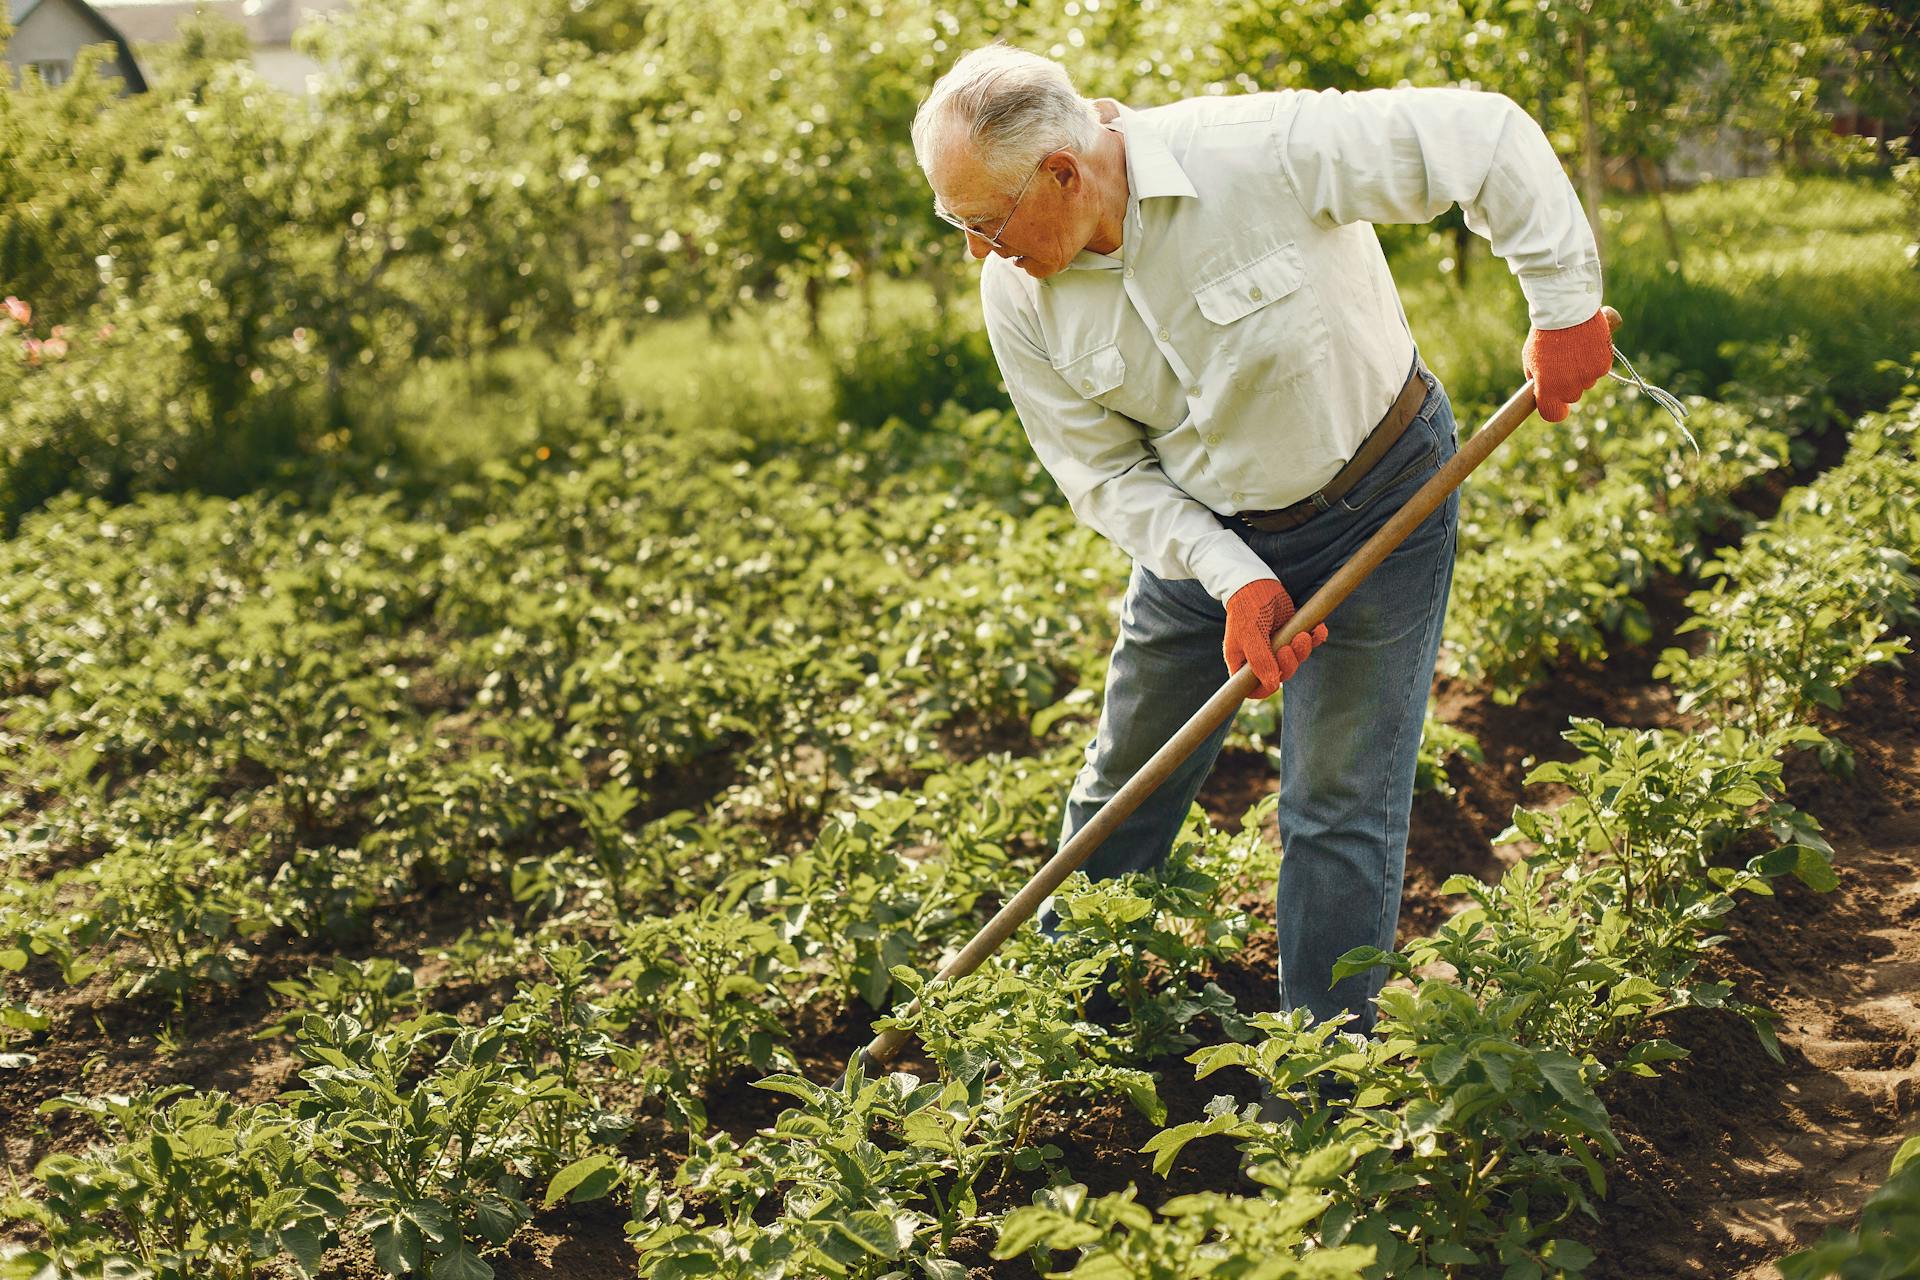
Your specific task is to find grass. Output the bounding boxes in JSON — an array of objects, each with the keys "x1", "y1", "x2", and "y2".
[
  {"x1": 370, "y1": 171, "x2": 1916, "y2": 478},
  {"x1": 1393, "y1": 174, "x2": 1917, "y2": 420}
]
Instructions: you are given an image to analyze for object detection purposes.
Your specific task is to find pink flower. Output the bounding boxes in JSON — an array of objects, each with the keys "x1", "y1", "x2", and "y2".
[
  {"x1": 3, "y1": 297, "x2": 28, "y2": 326},
  {"x1": 43, "y1": 336, "x2": 68, "y2": 358},
  {"x1": 23, "y1": 337, "x2": 42, "y2": 365},
  {"x1": 50, "y1": 325, "x2": 65, "y2": 339},
  {"x1": 97, "y1": 324, "x2": 115, "y2": 339}
]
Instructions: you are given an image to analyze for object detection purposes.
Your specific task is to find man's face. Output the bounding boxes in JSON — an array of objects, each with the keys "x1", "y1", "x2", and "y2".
[{"x1": 930, "y1": 131, "x2": 1087, "y2": 280}]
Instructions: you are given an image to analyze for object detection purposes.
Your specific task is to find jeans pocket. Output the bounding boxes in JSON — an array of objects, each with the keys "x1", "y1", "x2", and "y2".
[{"x1": 1335, "y1": 414, "x2": 1441, "y2": 514}]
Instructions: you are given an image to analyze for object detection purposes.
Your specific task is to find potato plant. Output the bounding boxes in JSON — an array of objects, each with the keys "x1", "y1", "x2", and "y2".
[
  {"x1": 1, "y1": 1087, "x2": 345, "y2": 1280},
  {"x1": 610, "y1": 903, "x2": 800, "y2": 1094},
  {"x1": 287, "y1": 1006, "x2": 621, "y2": 1279},
  {"x1": 258, "y1": 955, "x2": 424, "y2": 1040},
  {"x1": 994, "y1": 1174, "x2": 1377, "y2": 1279},
  {"x1": 630, "y1": 1069, "x2": 949, "y2": 1279},
  {"x1": 1657, "y1": 391, "x2": 1920, "y2": 762}
]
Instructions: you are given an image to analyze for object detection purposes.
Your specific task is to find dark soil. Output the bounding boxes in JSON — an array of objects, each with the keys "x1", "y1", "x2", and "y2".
[
  {"x1": 1578, "y1": 649, "x2": 1920, "y2": 1279},
  {"x1": 0, "y1": 878, "x2": 519, "y2": 1174}
]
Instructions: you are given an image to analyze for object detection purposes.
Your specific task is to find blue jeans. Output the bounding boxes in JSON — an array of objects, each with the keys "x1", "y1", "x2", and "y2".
[{"x1": 1052, "y1": 361, "x2": 1460, "y2": 1035}]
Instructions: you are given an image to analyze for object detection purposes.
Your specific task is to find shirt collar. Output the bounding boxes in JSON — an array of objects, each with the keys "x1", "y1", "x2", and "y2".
[
  {"x1": 1057, "y1": 103, "x2": 1197, "y2": 277},
  {"x1": 1110, "y1": 103, "x2": 1199, "y2": 202}
]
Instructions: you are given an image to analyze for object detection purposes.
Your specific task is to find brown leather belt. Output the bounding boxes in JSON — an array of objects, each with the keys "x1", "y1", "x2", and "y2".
[{"x1": 1229, "y1": 357, "x2": 1431, "y2": 533}]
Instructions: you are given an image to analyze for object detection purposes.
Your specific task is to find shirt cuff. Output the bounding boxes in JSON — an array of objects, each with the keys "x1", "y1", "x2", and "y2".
[
  {"x1": 1190, "y1": 528, "x2": 1280, "y2": 608},
  {"x1": 1517, "y1": 260, "x2": 1604, "y2": 330}
]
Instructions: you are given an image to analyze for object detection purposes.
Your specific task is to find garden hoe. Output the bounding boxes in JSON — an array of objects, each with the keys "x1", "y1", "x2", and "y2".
[{"x1": 860, "y1": 306, "x2": 1628, "y2": 1070}]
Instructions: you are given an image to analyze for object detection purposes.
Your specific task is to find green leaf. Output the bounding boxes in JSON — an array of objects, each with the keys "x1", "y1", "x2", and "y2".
[
  {"x1": 832, "y1": 1210, "x2": 912, "y2": 1258},
  {"x1": 1294, "y1": 1140, "x2": 1361, "y2": 1187},
  {"x1": 370, "y1": 1212, "x2": 425, "y2": 1275},
  {"x1": 431, "y1": 1242, "x2": 493, "y2": 1280},
  {"x1": 1752, "y1": 1015, "x2": 1785, "y2": 1065},
  {"x1": 751, "y1": 1074, "x2": 822, "y2": 1104},
  {"x1": 1331, "y1": 946, "x2": 1406, "y2": 981},
  {"x1": 1542, "y1": 1238, "x2": 1596, "y2": 1270},
  {"x1": 545, "y1": 1154, "x2": 620, "y2": 1206},
  {"x1": 1790, "y1": 845, "x2": 1839, "y2": 893},
  {"x1": 1536, "y1": 1052, "x2": 1591, "y2": 1107},
  {"x1": 1568, "y1": 1137, "x2": 1608, "y2": 1197},
  {"x1": 1687, "y1": 982, "x2": 1731, "y2": 1008},
  {"x1": 1141, "y1": 1111, "x2": 1243, "y2": 1177},
  {"x1": 280, "y1": 1223, "x2": 328, "y2": 1275},
  {"x1": 992, "y1": 1208, "x2": 1064, "y2": 1259}
]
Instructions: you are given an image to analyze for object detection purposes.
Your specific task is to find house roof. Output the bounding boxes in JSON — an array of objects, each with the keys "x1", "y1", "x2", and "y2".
[
  {"x1": 8, "y1": 0, "x2": 150, "y2": 93},
  {"x1": 96, "y1": 0, "x2": 349, "y2": 47}
]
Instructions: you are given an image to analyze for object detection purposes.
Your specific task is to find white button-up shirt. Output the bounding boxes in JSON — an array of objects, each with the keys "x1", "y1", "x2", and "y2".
[{"x1": 979, "y1": 87, "x2": 1603, "y2": 606}]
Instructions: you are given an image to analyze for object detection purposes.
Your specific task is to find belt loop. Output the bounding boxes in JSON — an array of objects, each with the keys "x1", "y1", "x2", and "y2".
[{"x1": 1310, "y1": 491, "x2": 1331, "y2": 512}]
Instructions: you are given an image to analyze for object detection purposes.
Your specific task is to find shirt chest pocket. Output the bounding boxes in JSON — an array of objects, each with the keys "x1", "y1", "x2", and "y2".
[
  {"x1": 1192, "y1": 239, "x2": 1331, "y2": 393},
  {"x1": 1051, "y1": 342, "x2": 1167, "y2": 430}
]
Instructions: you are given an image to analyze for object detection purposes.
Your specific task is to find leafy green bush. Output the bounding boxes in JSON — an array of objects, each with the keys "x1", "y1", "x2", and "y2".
[
  {"x1": 827, "y1": 313, "x2": 1006, "y2": 430},
  {"x1": 1898, "y1": 138, "x2": 1920, "y2": 268},
  {"x1": 0, "y1": 293, "x2": 328, "y2": 533}
]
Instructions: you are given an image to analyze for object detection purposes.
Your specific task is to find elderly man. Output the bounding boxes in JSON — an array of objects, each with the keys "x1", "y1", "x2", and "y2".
[{"x1": 910, "y1": 46, "x2": 1611, "y2": 1037}]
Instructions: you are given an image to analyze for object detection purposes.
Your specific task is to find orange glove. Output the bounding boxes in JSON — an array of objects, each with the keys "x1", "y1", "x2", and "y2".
[
  {"x1": 1224, "y1": 578, "x2": 1328, "y2": 699},
  {"x1": 1522, "y1": 308, "x2": 1614, "y2": 423}
]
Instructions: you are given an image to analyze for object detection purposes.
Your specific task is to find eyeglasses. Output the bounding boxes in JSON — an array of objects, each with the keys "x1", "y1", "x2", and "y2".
[{"x1": 933, "y1": 156, "x2": 1046, "y2": 250}]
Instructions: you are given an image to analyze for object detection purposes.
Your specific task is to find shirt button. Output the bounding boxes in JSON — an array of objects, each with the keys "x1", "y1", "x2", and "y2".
[
  {"x1": 1233, "y1": 491, "x2": 1247, "y2": 502},
  {"x1": 1187, "y1": 385, "x2": 1200, "y2": 398},
  {"x1": 1249, "y1": 286, "x2": 1264, "y2": 301},
  {"x1": 1123, "y1": 267, "x2": 1134, "y2": 279},
  {"x1": 1081, "y1": 378, "x2": 1093, "y2": 392},
  {"x1": 1156, "y1": 327, "x2": 1170, "y2": 341},
  {"x1": 1205, "y1": 432, "x2": 1223, "y2": 446}
]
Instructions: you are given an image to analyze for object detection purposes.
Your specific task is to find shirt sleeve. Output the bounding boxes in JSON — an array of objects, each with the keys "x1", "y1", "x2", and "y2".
[
  {"x1": 980, "y1": 265, "x2": 1276, "y2": 607},
  {"x1": 1274, "y1": 86, "x2": 1602, "y2": 330}
]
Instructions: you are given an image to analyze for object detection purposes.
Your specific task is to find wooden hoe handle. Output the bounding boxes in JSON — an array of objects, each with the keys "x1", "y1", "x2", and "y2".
[{"x1": 861, "y1": 307, "x2": 1623, "y2": 1067}]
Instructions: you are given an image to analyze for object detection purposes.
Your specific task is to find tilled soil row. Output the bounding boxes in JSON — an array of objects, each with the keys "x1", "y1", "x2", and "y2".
[{"x1": 1583, "y1": 653, "x2": 1920, "y2": 1279}]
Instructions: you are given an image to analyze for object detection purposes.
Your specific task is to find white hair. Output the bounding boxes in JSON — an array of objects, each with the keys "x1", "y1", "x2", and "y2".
[{"x1": 911, "y1": 44, "x2": 1105, "y2": 192}]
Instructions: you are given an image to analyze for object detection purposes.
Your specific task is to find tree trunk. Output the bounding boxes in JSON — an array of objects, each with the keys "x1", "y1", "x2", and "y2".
[
  {"x1": 1451, "y1": 221, "x2": 1472, "y2": 288},
  {"x1": 612, "y1": 197, "x2": 631, "y2": 290},
  {"x1": 804, "y1": 273, "x2": 824, "y2": 345},
  {"x1": 858, "y1": 251, "x2": 877, "y2": 344},
  {"x1": 1640, "y1": 156, "x2": 1685, "y2": 279},
  {"x1": 1574, "y1": 23, "x2": 1605, "y2": 262},
  {"x1": 326, "y1": 356, "x2": 348, "y2": 431}
]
